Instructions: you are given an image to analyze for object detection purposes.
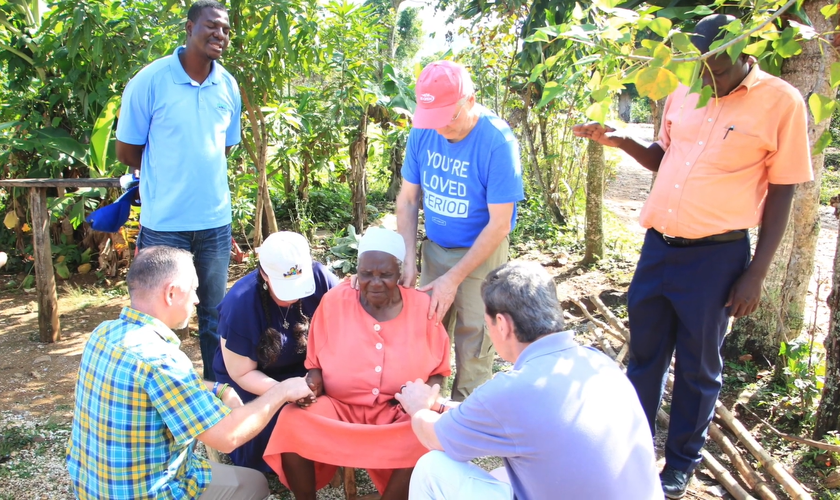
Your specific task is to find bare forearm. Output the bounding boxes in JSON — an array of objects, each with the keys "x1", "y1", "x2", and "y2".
[
  {"x1": 614, "y1": 136, "x2": 665, "y2": 173},
  {"x1": 231, "y1": 370, "x2": 280, "y2": 397},
  {"x1": 749, "y1": 184, "x2": 796, "y2": 278},
  {"x1": 396, "y1": 195, "x2": 420, "y2": 263},
  {"x1": 200, "y1": 382, "x2": 293, "y2": 453},
  {"x1": 411, "y1": 409, "x2": 444, "y2": 451}
]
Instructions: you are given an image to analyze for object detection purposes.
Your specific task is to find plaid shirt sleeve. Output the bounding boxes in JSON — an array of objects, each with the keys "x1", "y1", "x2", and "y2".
[{"x1": 142, "y1": 349, "x2": 229, "y2": 446}]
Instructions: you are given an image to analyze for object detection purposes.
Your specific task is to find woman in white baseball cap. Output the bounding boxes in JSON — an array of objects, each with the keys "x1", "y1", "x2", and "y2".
[{"x1": 211, "y1": 231, "x2": 339, "y2": 472}]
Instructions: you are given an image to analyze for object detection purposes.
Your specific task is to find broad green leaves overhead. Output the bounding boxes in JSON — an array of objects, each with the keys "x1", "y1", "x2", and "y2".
[{"x1": 635, "y1": 66, "x2": 679, "y2": 101}]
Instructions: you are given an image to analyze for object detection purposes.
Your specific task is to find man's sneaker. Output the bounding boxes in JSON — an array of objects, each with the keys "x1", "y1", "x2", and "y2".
[{"x1": 660, "y1": 465, "x2": 690, "y2": 499}]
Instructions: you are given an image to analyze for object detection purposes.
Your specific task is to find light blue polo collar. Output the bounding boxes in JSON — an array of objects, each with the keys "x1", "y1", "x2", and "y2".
[
  {"x1": 169, "y1": 46, "x2": 221, "y2": 86},
  {"x1": 514, "y1": 330, "x2": 578, "y2": 369}
]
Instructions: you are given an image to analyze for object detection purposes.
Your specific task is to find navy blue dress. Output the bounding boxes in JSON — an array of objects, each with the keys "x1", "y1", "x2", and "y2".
[{"x1": 212, "y1": 262, "x2": 338, "y2": 471}]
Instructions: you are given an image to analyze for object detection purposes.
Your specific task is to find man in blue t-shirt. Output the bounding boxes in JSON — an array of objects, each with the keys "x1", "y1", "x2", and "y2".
[
  {"x1": 397, "y1": 60, "x2": 524, "y2": 400},
  {"x1": 396, "y1": 262, "x2": 661, "y2": 500},
  {"x1": 115, "y1": 0, "x2": 241, "y2": 380}
]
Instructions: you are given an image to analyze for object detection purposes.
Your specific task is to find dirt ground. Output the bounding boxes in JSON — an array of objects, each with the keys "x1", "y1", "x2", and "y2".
[{"x1": 1, "y1": 123, "x2": 837, "y2": 499}]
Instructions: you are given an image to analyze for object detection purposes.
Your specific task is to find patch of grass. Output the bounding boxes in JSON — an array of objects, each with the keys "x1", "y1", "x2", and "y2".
[
  {"x1": 0, "y1": 426, "x2": 36, "y2": 457},
  {"x1": 821, "y1": 167, "x2": 840, "y2": 205}
]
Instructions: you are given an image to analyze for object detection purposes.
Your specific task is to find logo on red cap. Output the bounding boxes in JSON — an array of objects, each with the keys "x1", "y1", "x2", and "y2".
[{"x1": 419, "y1": 93, "x2": 435, "y2": 103}]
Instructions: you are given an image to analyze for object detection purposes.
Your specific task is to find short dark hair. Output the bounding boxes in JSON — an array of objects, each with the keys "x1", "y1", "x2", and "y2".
[
  {"x1": 127, "y1": 246, "x2": 194, "y2": 298},
  {"x1": 691, "y1": 14, "x2": 736, "y2": 54},
  {"x1": 187, "y1": 0, "x2": 227, "y2": 23},
  {"x1": 481, "y1": 261, "x2": 565, "y2": 343}
]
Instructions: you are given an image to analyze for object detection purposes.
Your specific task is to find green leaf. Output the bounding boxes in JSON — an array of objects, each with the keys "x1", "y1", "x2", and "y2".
[
  {"x1": 525, "y1": 31, "x2": 550, "y2": 43},
  {"x1": 635, "y1": 67, "x2": 679, "y2": 101},
  {"x1": 821, "y1": 3, "x2": 838, "y2": 18},
  {"x1": 55, "y1": 261, "x2": 71, "y2": 280},
  {"x1": 529, "y1": 63, "x2": 546, "y2": 83},
  {"x1": 696, "y1": 85, "x2": 714, "y2": 109},
  {"x1": 671, "y1": 33, "x2": 695, "y2": 54},
  {"x1": 812, "y1": 129, "x2": 832, "y2": 156},
  {"x1": 809, "y1": 93, "x2": 836, "y2": 123},
  {"x1": 685, "y1": 5, "x2": 714, "y2": 16},
  {"x1": 80, "y1": 248, "x2": 92, "y2": 265},
  {"x1": 91, "y1": 94, "x2": 121, "y2": 176},
  {"x1": 743, "y1": 41, "x2": 768, "y2": 57},
  {"x1": 648, "y1": 17, "x2": 672, "y2": 38},
  {"x1": 652, "y1": 44, "x2": 672, "y2": 68},
  {"x1": 668, "y1": 61, "x2": 698, "y2": 87},
  {"x1": 830, "y1": 62, "x2": 840, "y2": 88},
  {"x1": 591, "y1": 87, "x2": 609, "y2": 102},
  {"x1": 585, "y1": 100, "x2": 611, "y2": 124},
  {"x1": 69, "y1": 200, "x2": 85, "y2": 229},
  {"x1": 726, "y1": 38, "x2": 748, "y2": 64},
  {"x1": 537, "y1": 81, "x2": 564, "y2": 108}
]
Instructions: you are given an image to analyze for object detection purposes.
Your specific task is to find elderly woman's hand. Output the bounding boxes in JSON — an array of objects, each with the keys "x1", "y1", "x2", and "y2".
[
  {"x1": 394, "y1": 379, "x2": 440, "y2": 417},
  {"x1": 296, "y1": 369, "x2": 324, "y2": 407}
]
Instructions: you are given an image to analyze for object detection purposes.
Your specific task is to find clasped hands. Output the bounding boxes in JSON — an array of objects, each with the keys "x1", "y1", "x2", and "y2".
[{"x1": 394, "y1": 379, "x2": 441, "y2": 417}]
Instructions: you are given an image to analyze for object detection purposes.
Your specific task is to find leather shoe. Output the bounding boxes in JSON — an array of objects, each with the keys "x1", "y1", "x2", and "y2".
[{"x1": 660, "y1": 465, "x2": 690, "y2": 499}]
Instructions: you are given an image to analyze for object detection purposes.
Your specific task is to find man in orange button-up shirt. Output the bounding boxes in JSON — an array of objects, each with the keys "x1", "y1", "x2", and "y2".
[{"x1": 574, "y1": 14, "x2": 812, "y2": 499}]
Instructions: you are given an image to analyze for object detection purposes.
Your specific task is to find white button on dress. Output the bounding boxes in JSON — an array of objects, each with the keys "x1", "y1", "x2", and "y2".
[
  {"x1": 372, "y1": 388, "x2": 379, "y2": 395},
  {"x1": 375, "y1": 343, "x2": 383, "y2": 350},
  {"x1": 373, "y1": 324, "x2": 381, "y2": 332},
  {"x1": 375, "y1": 366, "x2": 382, "y2": 373}
]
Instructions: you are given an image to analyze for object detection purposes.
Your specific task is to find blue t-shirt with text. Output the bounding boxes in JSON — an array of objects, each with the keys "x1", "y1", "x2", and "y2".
[{"x1": 402, "y1": 105, "x2": 524, "y2": 248}]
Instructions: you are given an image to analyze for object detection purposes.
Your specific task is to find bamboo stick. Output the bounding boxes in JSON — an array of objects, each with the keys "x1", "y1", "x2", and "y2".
[
  {"x1": 570, "y1": 297, "x2": 626, "y2": 343},
  {"x1": 589, "y1": 323, "x2": 617, "y2": 359},
  {"x1": 715, "y1": 402, "x2": 812, "y2": 500},
  {"x1": 708, "y1": 423, "x2": 778, "y2": 500},
  {"x1": 616, "y1": 343, "x2": 629, "y2": 365},
  {"x1": 590, "y1": 295, "x2": 631, "y2": 341}
]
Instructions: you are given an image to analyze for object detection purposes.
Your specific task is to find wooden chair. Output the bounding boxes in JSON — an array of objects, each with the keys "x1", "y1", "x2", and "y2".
[{"x1": 330, "y1": 467, "x2": 358, "y2": 500}]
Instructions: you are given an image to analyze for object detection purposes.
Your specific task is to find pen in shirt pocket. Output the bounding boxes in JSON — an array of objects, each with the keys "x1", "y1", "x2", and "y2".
[{"x1": 724, "y1": 125, "x2": 734, "y2": 139}]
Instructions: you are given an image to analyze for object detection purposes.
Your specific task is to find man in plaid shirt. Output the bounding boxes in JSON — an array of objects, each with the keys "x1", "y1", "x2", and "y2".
[{"x1": 66, "y1": 246, "x2": 314, "y2": 499}]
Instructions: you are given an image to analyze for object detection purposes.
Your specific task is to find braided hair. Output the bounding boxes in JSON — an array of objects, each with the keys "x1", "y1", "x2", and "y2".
[{"x1": 255, "y1": 269, "x2": 310, "y2": 366}]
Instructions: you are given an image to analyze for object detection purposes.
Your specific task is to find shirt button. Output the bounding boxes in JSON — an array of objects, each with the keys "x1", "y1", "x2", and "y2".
[
  {"x1": 373, "y1": 324, "x2": 381, "y2": 332},
  {"x1": 685, "y1": 162, "x2": 690, "y2": 166},
  {"x1": 675, "y1": 184, "x2": 680, "y2": 188},
  {"x1": 698, "y1": 141, "x2": 703, "y2": 145},
  {"x1": 375, "y1": 366, "x2": 382, "y2": 373},
  {"x1": 375, "y1": 343, "x2": 383, "y2": 350},
  {"x1": 661, "y1": 226, "x2": 665, "y2": 230},
  {"x1": 668, "y1": 209, "x2": 672, "y2": 213},
  {"x1": 708, "y1": 118, "x2": 713, "y2": 122},
  {"x1": 372, "y1": 388, "x2": 379, "y2": 395}
]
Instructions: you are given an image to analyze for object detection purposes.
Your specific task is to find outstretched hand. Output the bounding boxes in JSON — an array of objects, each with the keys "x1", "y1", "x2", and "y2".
[{"x1": 572, "y1": 122, "x2": 623, "y2": 148}]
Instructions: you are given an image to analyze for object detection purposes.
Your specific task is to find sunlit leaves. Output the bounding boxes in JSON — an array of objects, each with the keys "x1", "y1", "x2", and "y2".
[
  {"x1": 809, "y1": 94, "x2": 836, "y2": 124},
  {"x1": 635, "y1": 66, "x2": 679, "y2": 101},
  {"x1": 830, "y1": 62, "x2": 840, "y2": 88},
  {"x1": 648, "y1": 17, "x2": 671, "y2": 38}
]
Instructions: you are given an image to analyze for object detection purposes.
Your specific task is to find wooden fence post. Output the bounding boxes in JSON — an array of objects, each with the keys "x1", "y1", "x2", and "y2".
[{"x1": 30, "y1": 187, "x2": 60, "y2": 342}]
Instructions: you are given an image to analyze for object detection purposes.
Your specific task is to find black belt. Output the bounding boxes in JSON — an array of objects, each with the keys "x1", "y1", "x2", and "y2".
[{"x1": 653, "y1": 229, "x2": 747, "y2": 247}]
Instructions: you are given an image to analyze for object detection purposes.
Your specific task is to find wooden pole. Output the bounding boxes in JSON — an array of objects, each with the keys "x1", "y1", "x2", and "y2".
[
  {"x1": 590, "y1": 294, "x2": 631, "y2": 341},
  {"x1": 708, "y1": 423, "x2": 778, "y2": 500},
  {"x1": 570, "y1": 297, "x2": 626, "y2": 343},
  {"x1": 30, "y1": 187, "x2": 60, "y2": 342},
  {"x1": 715, "y1": 402, "x2": 812, "y2": 500}
]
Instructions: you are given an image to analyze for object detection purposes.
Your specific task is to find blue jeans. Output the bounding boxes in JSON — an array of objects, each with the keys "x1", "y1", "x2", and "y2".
[
  {"x1": 137, "y1": 224, "x2": 231, "y2": 381},
  {"x1": 626, "y1": 229, "x2": 750, "y2": 473}
]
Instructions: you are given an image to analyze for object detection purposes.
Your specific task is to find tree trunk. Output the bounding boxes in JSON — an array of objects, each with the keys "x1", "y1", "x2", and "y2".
[
  {"x1": 583, "y1": 140, "x2": 605, "y2": 265},
  {"x1": 241, "y1": 85, "x2": 278, "y2": 247},
  {"x1": 724, "y1": 1, "x2": 836, "y2": 362},
  {"x1": 522, "y1": 85, "x2": 566, "y2": 226},
  {"x1": 386, "y1": 135, "x2": 404, "y2": 201},
  {"x1": 650, "y1": 97, "x2": 665, "y2": 137},
  {"x1": 618, "y1": 90, "x2": 632, "y2": 123},
  {"x1": 349, "y1": 111, "x2": 369, "y2": 233},
  {"x1": 815, "y1": 198, "x2": 840, "y2": 438}
]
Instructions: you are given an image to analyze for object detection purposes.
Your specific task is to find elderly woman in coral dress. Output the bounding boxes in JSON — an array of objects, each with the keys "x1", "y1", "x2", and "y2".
[{"x1": 263, "y1": 227, "x2": 451, "y2": 500}]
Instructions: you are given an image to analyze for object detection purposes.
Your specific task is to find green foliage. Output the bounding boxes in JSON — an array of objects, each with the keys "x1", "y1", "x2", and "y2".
[
  {"x1": 775, "y1": 340, "x2": 825, "y2": 425},
  {"x1": 327, "y1": 225, "x2": 361, "y2": 275},
  {"x1": 0, "y1": 426, "x2": 36, "y2": 458},
  {"x1": 629, "y1": 97, "x2": 653, "y2": 123}
]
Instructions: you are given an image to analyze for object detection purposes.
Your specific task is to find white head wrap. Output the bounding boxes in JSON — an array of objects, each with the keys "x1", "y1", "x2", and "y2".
[{"x1": 358, "y1": 227, "x2": 406, "y2": 263}]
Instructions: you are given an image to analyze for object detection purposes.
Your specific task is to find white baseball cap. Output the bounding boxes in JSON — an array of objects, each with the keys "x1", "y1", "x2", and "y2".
[
  {"x1": 358, "y1": 227, "x2": 406, "y2": 263},
  {"x1": 256, "y1": 232, "x2": 316, "y2": 301}
]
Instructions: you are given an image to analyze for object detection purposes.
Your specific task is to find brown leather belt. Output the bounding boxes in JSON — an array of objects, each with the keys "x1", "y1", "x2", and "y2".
[{"x1": 653, "y1": 229, "x2": 747, "y2": 247}]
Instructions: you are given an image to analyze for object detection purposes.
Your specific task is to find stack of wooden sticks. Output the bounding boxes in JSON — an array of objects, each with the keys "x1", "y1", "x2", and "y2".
[{"x1": 571, "y1": 295, "x2": 815, "y2": 500}]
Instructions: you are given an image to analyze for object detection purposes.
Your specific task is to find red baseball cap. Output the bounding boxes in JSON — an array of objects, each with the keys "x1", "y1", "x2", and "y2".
[{"x1": 413, "y1": 60, "x2": 475, "y2": 129}]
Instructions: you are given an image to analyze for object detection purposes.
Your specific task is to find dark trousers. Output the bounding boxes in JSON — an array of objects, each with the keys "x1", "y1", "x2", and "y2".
[
  {"x1": 626, "y1": 229, "x2": 750, "y2": 473},
  {"x1": 137, "y1": 224, "x2": 231, "y2": 381}
]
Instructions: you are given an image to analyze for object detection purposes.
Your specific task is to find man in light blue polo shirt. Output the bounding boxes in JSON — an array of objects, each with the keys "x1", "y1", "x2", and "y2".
[
  {"x1": 115, "y1": 0, "x2": 241, "y2": 380},
  {"x1": 396, "y1": 261, "x2": 661, "y2": 500}
]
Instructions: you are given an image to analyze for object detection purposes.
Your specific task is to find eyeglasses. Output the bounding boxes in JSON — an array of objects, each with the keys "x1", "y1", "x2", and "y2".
[{"x1": 451, "y1": 104, "x2": 465, "y2": 122}]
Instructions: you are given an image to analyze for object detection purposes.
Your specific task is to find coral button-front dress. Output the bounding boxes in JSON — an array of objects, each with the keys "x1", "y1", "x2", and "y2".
[{"x1": 263, "y1": 282, "x2": 451, "y2": 493}]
